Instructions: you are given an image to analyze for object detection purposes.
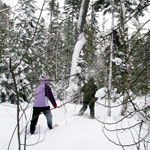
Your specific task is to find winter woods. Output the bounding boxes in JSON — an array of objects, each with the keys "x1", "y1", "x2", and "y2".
[{"x1": 0, "y1": 0, "x2": 150, "y2": 149}]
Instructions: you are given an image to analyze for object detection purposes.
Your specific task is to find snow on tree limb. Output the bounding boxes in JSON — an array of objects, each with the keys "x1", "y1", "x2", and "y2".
[
  {"x1": 69, "y1": 33, "x2": 86, "y2": 92},
  {"x1": 68, "y1": 0, "x2": 89, "y2": 93}
]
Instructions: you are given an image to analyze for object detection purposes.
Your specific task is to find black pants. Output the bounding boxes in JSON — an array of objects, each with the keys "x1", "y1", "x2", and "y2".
[
  {"x1": 30, "y1": 107, "x2": 52, "y2": 134},
  {"x1": 79, "y1": 100, "x2": 95, "y2": 118}
]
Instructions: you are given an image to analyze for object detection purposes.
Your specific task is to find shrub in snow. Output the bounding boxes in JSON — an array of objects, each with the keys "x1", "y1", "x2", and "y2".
[{"x1": 95, "y1": 87, "x2": 108, "y2": 100}]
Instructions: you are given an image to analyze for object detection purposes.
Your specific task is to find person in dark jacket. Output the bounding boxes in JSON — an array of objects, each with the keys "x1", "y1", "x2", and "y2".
[
  {"x1": 79, "y1": 77, "x2": 98, "y2": 119},
  {"x1": 30, "y1": 78, "x2": 57, "y2": 134}
]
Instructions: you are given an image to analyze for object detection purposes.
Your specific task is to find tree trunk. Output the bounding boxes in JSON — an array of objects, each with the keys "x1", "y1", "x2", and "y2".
[
  {"x1": 107, "y1": 1, "x2": 115, "y2": 117},
  {"x1": 77, "y1": 0, "x2": 90, "y2": 35},
  {"x1": 120, "y1": 0, "x2": 130, "y2": 116},
  {"x1": 69, "y1": 0, "x2": 90, "y2": 93},
  {"x1": 9, "y1": 58, "x2": 21, "y2": 150}
]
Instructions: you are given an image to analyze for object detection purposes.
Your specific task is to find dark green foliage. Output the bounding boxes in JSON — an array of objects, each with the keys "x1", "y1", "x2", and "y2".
[
  {"x1": 64, "y1": 0, "x2": 82, "y2": 15},
  {"x1": 113, "y1": 29, "x2": 121, "y2": 48},
  {"x1": 130, "y1": 34, "x2": 150, "y2": 95},
  {"x1": 93, "y1": 0, "x2": 110, "y2": 12}
]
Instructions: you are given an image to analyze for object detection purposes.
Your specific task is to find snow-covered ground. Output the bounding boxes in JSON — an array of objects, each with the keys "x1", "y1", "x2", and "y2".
[{"x1": 0, "y1": 98, "x2": 149, "y2": 150}]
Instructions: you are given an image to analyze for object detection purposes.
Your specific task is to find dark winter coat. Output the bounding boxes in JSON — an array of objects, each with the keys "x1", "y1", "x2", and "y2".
[{"x1": 81, "y1": 80, "x2": 97, "y2": 103}]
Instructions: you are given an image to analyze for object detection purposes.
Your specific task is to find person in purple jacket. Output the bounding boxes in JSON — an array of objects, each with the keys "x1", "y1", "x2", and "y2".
[{"x1": 30, "y1": 78, "x2": 57, "y2": 134}]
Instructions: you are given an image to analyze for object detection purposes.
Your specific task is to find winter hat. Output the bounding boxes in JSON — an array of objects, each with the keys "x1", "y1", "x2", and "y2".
[
  {"x1": 89, "y1": 77, "x2": 94, "y2": 83},
  {"x1": 40, "y1": 78, "x2": 49, "y2": 84}
]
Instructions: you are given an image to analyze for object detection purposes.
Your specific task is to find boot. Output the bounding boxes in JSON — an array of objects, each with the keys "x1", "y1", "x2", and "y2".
[{"x1": 90, "y1": 109, "x2": 95, "y2": 119}]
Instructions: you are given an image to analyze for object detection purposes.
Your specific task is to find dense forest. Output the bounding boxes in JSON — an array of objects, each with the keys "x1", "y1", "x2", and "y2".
[
  {"x1": 1, "y1": 0, "x2": 150, "y2": 112},
  {"x1": 1, "y1": 0, "x2": 150, "y2": 149},
  {"x1": 1, "y1": 0, "x2": 150, "y2": 111}
]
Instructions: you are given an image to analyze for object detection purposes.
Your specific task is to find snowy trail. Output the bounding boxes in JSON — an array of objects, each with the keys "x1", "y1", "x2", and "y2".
[
  {"x1": 25, "y1": 109, "x2": 115, "y2": 150},
  {"x1": 23, "y1": 102, "x2": 121, "y2": 150},
  {"x1": 0, "y1": 101, "x2": 142, "y2": 150}
]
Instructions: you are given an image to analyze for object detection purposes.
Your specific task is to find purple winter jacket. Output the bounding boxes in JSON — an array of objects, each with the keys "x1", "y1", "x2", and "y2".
[{"x1": 33, "y1": 78, "x2": 57, "y2": 108}]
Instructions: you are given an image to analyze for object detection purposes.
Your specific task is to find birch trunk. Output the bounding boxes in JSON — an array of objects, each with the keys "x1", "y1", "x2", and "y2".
[
  {"x1": 120, "y1": 0, "x2": 130, "y2": 116},
  {"x1": 107, "y1": 1, "x2": 114, "y2": 117}
]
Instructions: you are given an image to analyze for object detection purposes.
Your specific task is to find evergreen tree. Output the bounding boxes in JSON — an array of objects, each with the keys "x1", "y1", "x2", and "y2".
[
  {"x1": 7, "y1": 0, "x2": 39, "y2": 103},
  {"x1": 130, "y1": 32, "x2": 150, "y2": 95},
  {"x1": 46, "y1": 0, "x2": 67, "y2": 99},
  {"x1": 93, "y1": 0, "x2": 150, "y2": 109},
  {"x1": 26, "y1": 17, "x2": 47, "y2": 88},
  {"x1": 0, "y1": 1, "x2": 14, "y2": 102},
  {"x1": 63, "y1": 0, "x2": 82, "y2": 78}
]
